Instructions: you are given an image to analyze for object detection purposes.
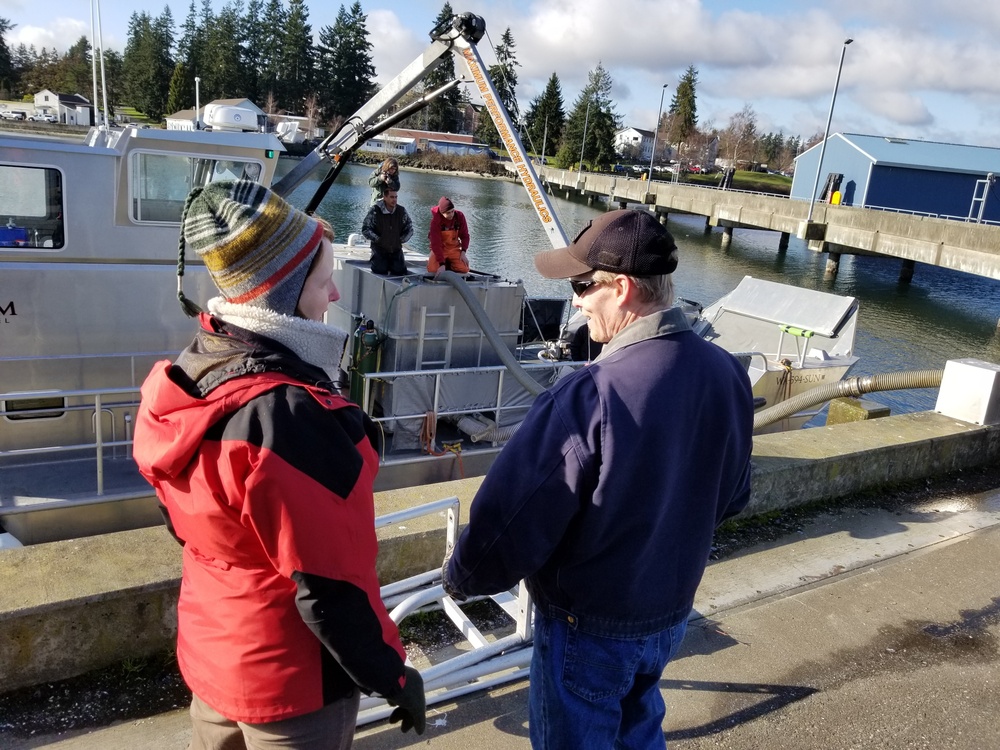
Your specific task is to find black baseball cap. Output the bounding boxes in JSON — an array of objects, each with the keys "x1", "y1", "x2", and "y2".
[{"x1": 534, "y1": 209, "x2": 678, "y2": 279}]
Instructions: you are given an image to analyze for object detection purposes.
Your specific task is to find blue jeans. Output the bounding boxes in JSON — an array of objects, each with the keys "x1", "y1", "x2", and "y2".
[{"x1": 529, "y1": 612, "x2": 688, "y2": 750}]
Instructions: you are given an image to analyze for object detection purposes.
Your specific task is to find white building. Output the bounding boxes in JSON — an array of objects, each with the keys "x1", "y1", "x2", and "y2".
[
  {"x1": 32, "y1": 90, "x2": 93, "y2": 126},
  {"x1": 614, "y1": 126, "x2": 675, "y2": 163}
]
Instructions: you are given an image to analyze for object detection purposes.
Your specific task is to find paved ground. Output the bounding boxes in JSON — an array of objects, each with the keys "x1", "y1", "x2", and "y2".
[{"x1": 6, "y1": 485, "x2": 1000, "y2": 750}]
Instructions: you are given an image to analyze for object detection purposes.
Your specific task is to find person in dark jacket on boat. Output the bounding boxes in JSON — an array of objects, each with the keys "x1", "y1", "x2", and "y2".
[
  {"x1": 368, "y1": 157, "x2": 401, "y2": 204},
  {"x1": 443, "y1": 209, "x2": 754, "y2": 750},
  {"x1": 133, "y1": 180, "x2": 425, "y2": 749},
  {"x1": 362, "y1": 187, "x2": 413, "y2": 275}
]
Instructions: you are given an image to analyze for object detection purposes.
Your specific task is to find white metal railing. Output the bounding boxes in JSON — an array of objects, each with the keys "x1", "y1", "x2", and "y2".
[
  {"x1": 358, "y1": 361, "x2": 574, "y2": 449},
  {"x1": 1, "y1": 385, "x2": 141, "y2": 495},
  {"x1": 359, "y1": 496, "x2": 533, "y2": 726}
]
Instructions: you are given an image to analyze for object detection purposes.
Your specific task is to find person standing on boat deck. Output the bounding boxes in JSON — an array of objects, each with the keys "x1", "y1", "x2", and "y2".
[
  {"x1": 132, "y1": 180, "x2": 425, "y2": 749},
  {"x1": 362, "y1": 187, "x2": 413, "y2": 275},
  {"x1": 368, "y1": 157, "x2": 400, "y2": 204},
  {"x1": 427, "y1": 196, "x2": 470, "y2": 274},
  {"x1": 443, "y1": 209, "x2": 754, "y2": 750}
]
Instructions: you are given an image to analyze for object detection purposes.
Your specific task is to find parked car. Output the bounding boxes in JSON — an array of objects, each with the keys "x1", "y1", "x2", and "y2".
[
  {"x1": 27, "y1": 112, "x2": 57, "y2": 123},
  {"x1": 0, "y1": 110, "x2": 26, "y2": 121}
]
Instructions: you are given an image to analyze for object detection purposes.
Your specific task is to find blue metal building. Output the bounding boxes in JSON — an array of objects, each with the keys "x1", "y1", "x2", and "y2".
[{"x1": 791, "y1": 133, "x2": 1000, "y2": 223}]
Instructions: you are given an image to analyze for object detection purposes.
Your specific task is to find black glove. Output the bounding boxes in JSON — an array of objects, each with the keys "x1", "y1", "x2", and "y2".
[
  {"x1": 441, "y1": 547, "x2": 468, "y2": 602},
  {"x1": 388, "y1": 666, "x2": 426, "y2": 735}
]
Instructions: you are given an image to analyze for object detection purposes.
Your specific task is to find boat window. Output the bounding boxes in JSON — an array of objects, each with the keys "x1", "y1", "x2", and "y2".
[
  {"x1": 0, "y1": 165, "x2": 64, "y2": 249},
  {"x1": 3, "y1": 396, "x2": 66, "y2": 421},
  {"x1": 129, "y1": 151, "x2": 264, "y2": 223}
]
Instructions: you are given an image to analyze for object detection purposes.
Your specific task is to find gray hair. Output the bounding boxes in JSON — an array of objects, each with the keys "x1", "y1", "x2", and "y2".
[{"x1": 593, "y1": 270, "x2": 674, "y2": 307}]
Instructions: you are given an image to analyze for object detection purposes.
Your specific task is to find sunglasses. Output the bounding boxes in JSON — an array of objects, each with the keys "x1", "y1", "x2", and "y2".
[{"x1": 570, "y1": 279, "x2": 600, "y2": 296}]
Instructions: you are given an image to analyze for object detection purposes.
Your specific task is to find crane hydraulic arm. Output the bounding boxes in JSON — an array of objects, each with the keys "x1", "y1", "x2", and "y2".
[{"x1": 272, "y1": 12, "x2": 568, "y2": 249}]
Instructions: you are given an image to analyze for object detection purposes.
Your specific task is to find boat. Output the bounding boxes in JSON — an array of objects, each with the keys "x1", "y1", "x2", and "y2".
[{"x1": 0, "y1": 12, "x2": 858, "y2": 546}]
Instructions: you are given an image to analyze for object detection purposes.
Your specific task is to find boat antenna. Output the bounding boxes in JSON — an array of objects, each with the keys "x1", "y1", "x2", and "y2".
[
  {"x1": 94, "y1": 0, "x2": 111, "y2": 129},
  {"x1": 89, "y1": 0, "x2": 99, "y2": 128}
]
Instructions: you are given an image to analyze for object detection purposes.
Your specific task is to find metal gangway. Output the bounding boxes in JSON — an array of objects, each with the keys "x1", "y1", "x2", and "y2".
[{"x1": 359, "y1": 496, "x2": 534, "y2": 726}]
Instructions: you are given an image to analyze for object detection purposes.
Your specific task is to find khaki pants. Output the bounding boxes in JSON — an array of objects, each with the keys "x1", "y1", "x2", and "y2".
[{"x1": 188, "y1": 690, "x2": 360, "y2": 750}]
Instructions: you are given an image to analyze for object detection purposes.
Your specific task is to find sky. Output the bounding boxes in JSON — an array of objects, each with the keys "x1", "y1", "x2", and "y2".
[{"x1": 4, "y1": 0, "x2": 1000, "y2": 148}]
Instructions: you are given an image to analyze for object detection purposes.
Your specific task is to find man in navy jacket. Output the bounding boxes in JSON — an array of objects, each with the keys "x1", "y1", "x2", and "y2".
[{"x1": 443, "y1": 209, "x2": 754, "y2": 749}]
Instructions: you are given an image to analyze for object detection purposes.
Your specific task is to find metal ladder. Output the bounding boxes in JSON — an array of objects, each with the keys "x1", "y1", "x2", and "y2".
[{"x1": 414, "y1": 305, "x2": 456, "y2": 370}]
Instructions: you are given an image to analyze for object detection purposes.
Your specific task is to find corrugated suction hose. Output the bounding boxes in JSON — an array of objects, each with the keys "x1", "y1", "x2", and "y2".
[{"x1": 753, "y1": 369, "x2": 944, "y2": 431}]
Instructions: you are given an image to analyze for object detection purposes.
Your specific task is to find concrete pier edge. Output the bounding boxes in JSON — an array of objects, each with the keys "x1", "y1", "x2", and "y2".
[{"x1": 2, "y1": 410, "x2": 999, "y2": 694}]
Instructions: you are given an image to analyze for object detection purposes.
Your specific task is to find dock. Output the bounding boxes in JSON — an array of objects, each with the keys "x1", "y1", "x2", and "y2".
[{"x1": 537, "y1": 168, "x2": 1000, "y2": 286}]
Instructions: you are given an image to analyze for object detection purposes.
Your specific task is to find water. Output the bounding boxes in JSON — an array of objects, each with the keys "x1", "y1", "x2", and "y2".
[{"x1": 278, "y1": 159, "x2": 1000, "y2": 416}]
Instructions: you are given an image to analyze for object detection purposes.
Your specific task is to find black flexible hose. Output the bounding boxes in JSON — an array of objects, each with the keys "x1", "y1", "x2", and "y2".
[
  {"x1": 435, "y1": 271, "x2": 547, "y2": 396},
  {"x1": 753, "y1": 369, "x2": 944, "y2": 431}
]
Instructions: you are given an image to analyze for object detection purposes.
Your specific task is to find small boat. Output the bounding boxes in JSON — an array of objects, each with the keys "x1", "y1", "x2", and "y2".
[{"x1": 0, "y1": 13, "x2": 859, "y2": 546}]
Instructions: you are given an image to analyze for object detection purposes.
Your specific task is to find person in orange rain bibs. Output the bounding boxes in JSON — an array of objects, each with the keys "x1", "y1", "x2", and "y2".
[{"x1": 427, "y1": 196, "x2": 470, "y2": 274}]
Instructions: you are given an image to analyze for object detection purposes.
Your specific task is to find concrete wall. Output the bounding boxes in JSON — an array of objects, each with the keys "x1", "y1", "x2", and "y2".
[{"x1": 2, "y1": 410, "x2": 999, "y2": 693}]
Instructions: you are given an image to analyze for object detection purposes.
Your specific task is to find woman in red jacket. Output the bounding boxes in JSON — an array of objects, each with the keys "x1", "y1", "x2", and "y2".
[
  {"x1": 427, "y1": 196, "x2": 470, "y2": 273},
  {"x1": 134, "y1": 180, "x2": 425, "y2": 749}
]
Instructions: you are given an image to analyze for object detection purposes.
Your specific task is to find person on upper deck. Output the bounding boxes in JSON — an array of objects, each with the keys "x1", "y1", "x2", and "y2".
[
  {"x1": 133, "y1": 179, "x2": 425, "y2": 749},
  {"x1": 368, "y1": 158, "x2": 401, "y2": 204},
  {"x1": 362, "y1": 187, "x2": 413, "y2": 276},
  {"x1": 442, "y1": 209, "x2": 754, "y2": 750},
  {"x1": 427, "y1": 196, "x2": 470, "y2": 274}
]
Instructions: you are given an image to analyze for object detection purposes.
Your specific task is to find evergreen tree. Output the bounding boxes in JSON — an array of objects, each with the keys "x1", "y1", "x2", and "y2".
[
  {"x1": 259, "y1": 0, "x2": 286, "y2": 109},
  {"x1": 524, "y1": 72, "x2": 565, "y2": 159},
  {"x1": 240, "y1": 0, "x2": 265, "y2": 104},
  {"x1": 556, "y1": 63, "x2": 619, "y2": 170},
  {"x1": 420, "y1": 2, "x2": 461, "y2": 132},
  {"x1": 279, "y1": 0, "x2": 314, "y2": 113},
  {"x1": 202, "y1": 3, "x2": 244, "y2": 100},
  {"x1": 165, "y1": 61, "x2": 193, "y2": 117},
  {"x1": 122, "y1": 10, "x2": 175, "y2": 121},
  {"x1": 475, "y1": 26, "x2": 519, "y2": 147},
  {"x1": 315, "y1": 1, "x2": 376, "y2": 120},
  {"x1": 0, "y1": 18, "x2": 15, "y2": 100},
  {"x1": 666, "y1": 65, "x2": 698, "y2": 150}
]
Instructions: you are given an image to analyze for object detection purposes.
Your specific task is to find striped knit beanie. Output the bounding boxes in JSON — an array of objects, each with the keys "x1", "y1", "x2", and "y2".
[{"x1": 176, "y1": 180, "x2": 323, "y2": 318}]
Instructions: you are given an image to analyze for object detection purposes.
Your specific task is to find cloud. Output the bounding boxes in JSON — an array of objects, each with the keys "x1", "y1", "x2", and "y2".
[
  {"x1": 8, "y1": 18, "x2": 92, "y2": 53},
  {"x1": 368, "y1": 10, "x2": 424, "y2": 86}
]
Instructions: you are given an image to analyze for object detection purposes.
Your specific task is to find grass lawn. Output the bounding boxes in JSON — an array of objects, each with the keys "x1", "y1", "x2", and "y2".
[{"x1": 686, "y1": 170, "x2": 792, "y2": 195}]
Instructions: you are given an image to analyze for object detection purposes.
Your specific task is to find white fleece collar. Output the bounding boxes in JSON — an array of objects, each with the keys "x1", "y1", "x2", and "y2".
[{"x1": 207, "y1": 297, "x2": 348, "y2": 381}]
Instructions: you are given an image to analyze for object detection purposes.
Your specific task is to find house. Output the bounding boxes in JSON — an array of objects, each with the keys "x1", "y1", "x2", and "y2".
[
  {"x1": 791, "y1": 133, "x2": 1000, "y2": 223},
  {"x1": 614, "y1": 126, "x2": 676, "y2": 164},
  {"x1": 32, "y1": 90, "x2": 93, "y2": 126}
]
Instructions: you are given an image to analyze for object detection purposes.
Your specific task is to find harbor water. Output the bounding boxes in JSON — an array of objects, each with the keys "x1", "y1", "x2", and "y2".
[{"x1": 279, "y1": 160, "x2": 1000, "y2": 417}]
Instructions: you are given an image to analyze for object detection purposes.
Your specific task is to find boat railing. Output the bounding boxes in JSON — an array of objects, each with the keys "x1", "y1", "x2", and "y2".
[
  {"x1": 359, "y1": 495, "x2": 533, "y2": 726},
  {"x1": 357, "y1": 360, "x2": 578, "y2": 452},
  {"x1": 0, "y1": 385, "x2": 141, "y2": 496}
]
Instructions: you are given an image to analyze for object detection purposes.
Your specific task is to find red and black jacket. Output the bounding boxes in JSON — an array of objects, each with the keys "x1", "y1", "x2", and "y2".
[{"x1": 134, "y1": 316, "x2": 407, "y2": 722}]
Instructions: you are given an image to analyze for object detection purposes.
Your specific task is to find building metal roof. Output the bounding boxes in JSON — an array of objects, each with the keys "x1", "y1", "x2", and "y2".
[{"x1": 806, "y1": 133, "x2": 1000, "y2": 175}]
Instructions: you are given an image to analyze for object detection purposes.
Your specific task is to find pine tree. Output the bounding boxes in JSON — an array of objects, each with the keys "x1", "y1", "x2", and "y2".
[
  {"x1": 667, "y1": 65, "x2": 698, "y2": 151},
  {"x1": 420, "y1": 2, "x2": 461, "y2": 132},
  {"x1": 315, "y1": 1, "x2": 376, "y2": 120},
  {"x1": 556, "y1": 63, "x2": 619, "y2": 170},
  {"x1": 240, "y1": 0, "x2": 266, "y2": 104},
  {"x1": 524, "y1": 72, "x2": 565, "y2": 159},
  {"x1": 259, "y1": 0, "x2": 287, "y2": 110},
  {"x1": 165, "y1": 61, "x2": 192, "y2": 118},
  {"x1": 0, "y1": 18, "x2": 16, "y2": 100},
  {"x1": 280, "y1": 0, "x2": 314, "y2": 113},
  {"x1": 122, "y1": 10, "x2": 175, "y2": 122},
  {"x1": 475, "y1": 26, "x2": 519, "y2": 147},
  {"x1": 202, "y1": 3, "x2": 244, "y2": 100}
]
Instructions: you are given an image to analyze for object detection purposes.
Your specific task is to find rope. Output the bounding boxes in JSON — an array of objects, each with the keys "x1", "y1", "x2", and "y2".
[
  {"x1": 176, "y1": 186, "x2": 205, "y2": 317},
  {"x1": 419, "y1": 412, "x2": 466, "y2": 480}
]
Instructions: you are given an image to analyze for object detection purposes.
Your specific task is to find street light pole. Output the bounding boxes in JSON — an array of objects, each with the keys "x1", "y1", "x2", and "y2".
[
  {"x1": 646, "y1": 83, "x2": 668, "y2": 195},
  {"x1": 806, "y1": 38, "x2": 853, "y2": 223},
  {"x1": 578, "y1": 97, "x2": 592, "y2": 172},
  {"x1": 194, "y1": 76, "x2": 201, "y2": 130}
]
